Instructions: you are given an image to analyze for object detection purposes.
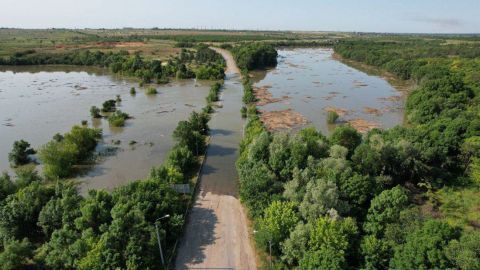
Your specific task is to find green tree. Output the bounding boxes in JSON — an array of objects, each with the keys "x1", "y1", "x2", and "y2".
[
  {"x1": 0, "y1": 238, "x2": 33, "y2": 270},
  {"x1": 299, "y1": 179, "x2": 348, "y2": 221},
  {"x1": 446, "y1": 230, "x2": 480, "y2": 270},
  {"x1": 256, "y1": 201, "x2": 299, "y2": 254},
  {"x1": 8, "y1": 140, "x2": 35, "y2": 167},
  {"x1": 390, "y1": 220, "x2": 458, "y2": 270},
  {"x1": 0, "y1": 181, "x2": 54, "y2": 240},
  {"x1": 38, "y1": 140, "x2": 79, "y2": 179},
  {"x1": 38, "y1": 183, "x2": 82, "y2": 236},
  {"x1": 361, "y1": 235, "x2": 392, "y2": 270},
  {"x1": 330, "y1": 125, "x2": 362, "y2": 157},
  {"x1": 298, "y1": 248, "x2": 345, "y2": 270},
  {"x1": 364, "y1": 186, "x2": 409, "y2": 237},
  {"x1": 0, "y1": 172, "x2": 16, "y2": 201}
]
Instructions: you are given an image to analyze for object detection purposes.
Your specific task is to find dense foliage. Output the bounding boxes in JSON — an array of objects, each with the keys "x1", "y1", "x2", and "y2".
[
  {"x1": 0, "y1": 46, "x2": 226, "y2": 84},
  {"x1": 237, "y1": 38, "x2": 480, "y2": 269},
  {"x1": 231, "y1": 43, "x2": 278, "y2": 70}
]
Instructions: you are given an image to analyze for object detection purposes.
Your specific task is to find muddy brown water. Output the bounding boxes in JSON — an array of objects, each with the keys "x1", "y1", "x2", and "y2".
[
  {"x1": 0, "y1": 66, "x2": 211, "y2": 192},
  {"x1": 252, "y1": 48, "x2": 408, "y2": 134}
]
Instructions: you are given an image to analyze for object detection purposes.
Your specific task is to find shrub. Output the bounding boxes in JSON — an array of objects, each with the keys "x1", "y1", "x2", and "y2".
[
  {"x1": 101, "y1": 100, "x2": 116, "y2": 113},
  {"x1": 130, "y1": 87, "x2": 136, "y2": 95},
  {"x1": 241, "y1": 106, "x2": 247, "y2": 118},
  {"x1": 146, "y1": 87, "x2": 158, "y2": 95},
  {"x1": 327, "y1": 111, "x2": 339, "y2": 124},
  {"x1": 108, "y1": 110, "x2": 130, "y2": 127},
  {"x1": 90, "y1": 106, "x2": 101, "y2": 118},
  {"x1": 8, "y1": 140, "x2": 36, "y2": 167}
]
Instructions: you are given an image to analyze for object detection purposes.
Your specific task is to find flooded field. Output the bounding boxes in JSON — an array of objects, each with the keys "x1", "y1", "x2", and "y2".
[
  {"x1": 252, "y1": 48, "x2": 409, "y2": 134},
  {"x1": 0, "y1": 66, "x2": 210, "y2": 192}
]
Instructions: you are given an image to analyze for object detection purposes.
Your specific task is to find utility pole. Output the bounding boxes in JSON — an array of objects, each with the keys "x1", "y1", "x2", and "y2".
[{"x1": 155, "y1": 215, "x2": 170, "y2": 268}]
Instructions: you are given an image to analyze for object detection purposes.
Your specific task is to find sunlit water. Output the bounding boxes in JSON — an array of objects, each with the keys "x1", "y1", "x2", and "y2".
[
  {"x1": 252, "y1": 48, "x2": 407, "y2": 134},
  {"x1": 0, "y1": 66, "x2": 210, "y2": 192}
]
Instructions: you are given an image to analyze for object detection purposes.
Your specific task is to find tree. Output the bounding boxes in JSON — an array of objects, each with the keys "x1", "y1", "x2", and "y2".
[
  {"x1": 446, "y1": 230, "x2": 480, "y2": 270},
  {"x1": 361, "y1": 235, "x2": 392, "y2": 270},
  {"x1": 38, "y1": 140, "x2": 79, "y2": 179},
  {"x1": 364, "y1": 186, "x2": 409, "y2": 237},
  {"x1": 165, "y1": 145, "x2": 196, "y2": 175},
  {"x1": 299, "y1": 179, "x2": 348, "y2": 221},
  {"x1": 298, "y1": 248, "x2": 345, "y2": 270},
  {"x1": 101, "y1": 99, "x2": 116, "y2": 112},
  {"x1": 0, "y1": 238, "x2": 33, "y2": 270},
  {"x1": 14, "y1": 166, "x2": 42, "y2": 188},
  {"x1": 237, "y1": 159, "x2": 279, "y2": 217},
  {"x1": 281, "y1": 222, "x2": 311, "y2": 266},
  {"x1": 390, "y1": 220, "x2": 458, "y2": 270},
  {"x1": 0, "y1": 181, "x2": 54, "y2": 240},
  {"x1": 38, "y1": 184, "x2": 82, "y2": 236},
  {"x1": 0, "y1": 172, "x2": 16, "y2": 201},
  {"x1": 8, "y1": 140, "x2": 35, "y2": 167},
  {"x1": 256, "y1": 201, "x2": 299, "y2": 254},
  {"x1": 330, "y1": 125, "x2": 362, "y2": 157}
]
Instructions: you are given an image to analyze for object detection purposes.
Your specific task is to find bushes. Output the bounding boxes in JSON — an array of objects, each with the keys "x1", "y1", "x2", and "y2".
[
  {"x1": 145, "y1": 86, "x2": 158, "y2": 95},
  {"x1": 195, "y1": 64, "x2": 225, "y2": 80},
  {"x1": 38, "y1": 126, "x2": 101, "y2": 179},
  {"x1": 206, "y1": 82, "x2": 222, "y2": 103},
  {"x1": 108, "y1": 110, "x2": 130, "y2": 127}
]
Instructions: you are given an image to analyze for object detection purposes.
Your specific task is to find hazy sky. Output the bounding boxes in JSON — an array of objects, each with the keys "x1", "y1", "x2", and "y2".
[{"x1": 1, "y1": 0, "x2": 479, "y2": 33}]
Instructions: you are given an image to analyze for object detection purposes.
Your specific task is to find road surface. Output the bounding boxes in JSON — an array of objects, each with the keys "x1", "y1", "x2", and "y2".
[{"x1": 175, "y1": 48, "x2": 257, "y2": 270}]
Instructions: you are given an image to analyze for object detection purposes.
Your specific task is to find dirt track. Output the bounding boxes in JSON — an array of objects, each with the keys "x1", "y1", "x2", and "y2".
[
  {"x1": 175, "y1": 49, "x2": 257, "y2": 270},
  {"x1": 211, "y1": 47, "x2": 242, "y2": 75}
]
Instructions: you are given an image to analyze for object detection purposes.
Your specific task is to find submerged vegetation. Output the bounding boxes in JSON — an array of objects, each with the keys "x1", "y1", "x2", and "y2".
[{"x1": 38, "y1": 126, "x2": 102, "y2": 179}]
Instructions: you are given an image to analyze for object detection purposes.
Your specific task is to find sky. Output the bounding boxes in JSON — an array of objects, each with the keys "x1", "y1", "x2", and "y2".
[{"x1": 1, "y1": 0, "x2": 479, "y2": 33}]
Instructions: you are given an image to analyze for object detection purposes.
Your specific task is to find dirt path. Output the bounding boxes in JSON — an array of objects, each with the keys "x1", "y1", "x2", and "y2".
[
  {"x1": 211, "y1": 47, "x2": 242, "y2": 75},
  {"x1": 175, "y1": 50, "x2": 257, "y2": 270}
]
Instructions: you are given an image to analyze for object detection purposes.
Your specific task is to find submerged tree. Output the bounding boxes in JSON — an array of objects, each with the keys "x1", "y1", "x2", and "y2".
[{"x1": 8, "y1": 140, "x2": 36, "y2": 167}]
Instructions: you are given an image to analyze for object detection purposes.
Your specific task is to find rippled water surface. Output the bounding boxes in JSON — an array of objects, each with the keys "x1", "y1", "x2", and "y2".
[
  {"x1": 0, "y1": 66, "x2": 210, "y2": 192},
  {"x1": 252, "y1": 48, "x2": 408, "y2": 134}
]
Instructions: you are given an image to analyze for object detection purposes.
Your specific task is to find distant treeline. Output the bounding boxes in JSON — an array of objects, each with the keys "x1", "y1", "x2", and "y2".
[{"x1": 0, "y1": 46, "x2": 225, "y2": 82}]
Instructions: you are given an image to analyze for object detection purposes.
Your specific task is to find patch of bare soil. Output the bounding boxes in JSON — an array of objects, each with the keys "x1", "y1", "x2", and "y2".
[
  {"x1": 259, "y1": 109, "x2": 308, "y2": 130},
  {"x1": 324, "y1": 106, "x2": 351, "y2": 116},
  {"x1": 254, "y1": 86, "x2": 290, "y2": 106},
  {"x1": 347, "y1": 119, "x2": 381, "y2": 133}
]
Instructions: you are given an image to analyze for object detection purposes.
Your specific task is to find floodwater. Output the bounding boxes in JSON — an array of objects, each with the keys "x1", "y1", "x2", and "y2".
[
  {"x1": 252, "y1": 48, "x2": 408, "y2": 134},
  {"x1": 0, "y1": 66, "x2": 210, "y2": 192}
]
